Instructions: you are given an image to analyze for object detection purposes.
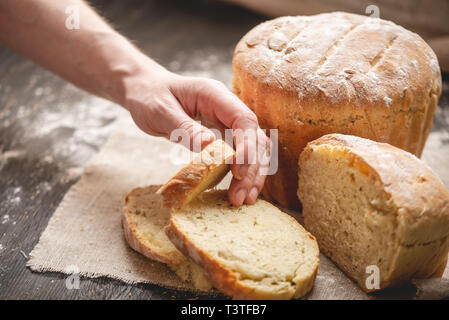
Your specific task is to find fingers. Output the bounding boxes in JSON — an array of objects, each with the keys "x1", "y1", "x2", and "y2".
[
  {"x1": 128, "y1": 85, "x2": 216, "y2": 152},
  {"x1": 174, "y1": 115, "x2": 216, "y2": 152},
  {"x1": 173, "y1": 77, "x2": 259, "y2": 132},
  {"x1": 231, "y1": 163, "x2": 248, "y2": 181},
  {"x1": 182, "y1": 77, "x2": 270, "y2": 203},
  {"x1": 158, "y1": 85, "x2": 216, "y2": 151},
  {"x1": 169, "y1": 76, "x2": 272, "y2": 204},
  {"x1": 230, "y1": 130, "x2": 256, "y2": 180},
  {"x1": 228, "y1": 127, "x2": 271, "y2": 206},
  {"x1": 228, "y1": 163, "x2": 258, "y2": 206},
  {"x1": 228, "y1": 165, "x2": 267, "y2": 206},
  {"x1": 246, "y1": 168, "x2": 267, "y2": 204}
]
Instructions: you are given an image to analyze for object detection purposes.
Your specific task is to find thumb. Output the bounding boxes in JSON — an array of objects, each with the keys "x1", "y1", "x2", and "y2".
[{"x1": 172, "y1": 115, "x2": 216, "y2": 152}]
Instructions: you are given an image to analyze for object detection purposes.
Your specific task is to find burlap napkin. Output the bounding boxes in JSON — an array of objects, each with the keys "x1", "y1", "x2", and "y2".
[{"x1": 27, "y1": 116, "x2": 449, "y2": 299}]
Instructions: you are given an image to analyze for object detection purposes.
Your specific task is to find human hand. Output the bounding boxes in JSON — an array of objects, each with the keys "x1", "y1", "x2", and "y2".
[{"x1": 123, "y1": 68, "x2": 270, "y2": 206}]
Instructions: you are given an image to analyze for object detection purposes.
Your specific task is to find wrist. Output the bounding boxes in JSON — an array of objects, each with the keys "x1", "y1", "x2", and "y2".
[
  {"x1": 96, "y1": 33, "x2": 169, "y2": 108},
  {"x1": 115, "y1": 54, "x2": 172, "y2": 110}
]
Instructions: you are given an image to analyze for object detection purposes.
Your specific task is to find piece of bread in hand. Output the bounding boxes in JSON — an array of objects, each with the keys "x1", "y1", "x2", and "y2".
[
  {"x1": 157, "y1": 139, "x2": 235, "y2": 210},
  {"x1": 122, "y1": 185, "x2": 212, "y2": 291},
  {"x1": 165, "y1": 190, "x2": 320, "y2": 299},
  {"x1": 298, "y1": 134, "x2": 449, "y2": 292}
]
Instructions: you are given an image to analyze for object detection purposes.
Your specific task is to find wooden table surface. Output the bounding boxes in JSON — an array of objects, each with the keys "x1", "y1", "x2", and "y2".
[{"x1": 0, "y1": 0, "x2": 448, "y2": 300}]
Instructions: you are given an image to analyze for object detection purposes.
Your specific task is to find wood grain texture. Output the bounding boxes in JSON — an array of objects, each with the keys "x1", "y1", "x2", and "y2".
[
  {"x1": 0, "y1": 0, "x2": 262, "y2": 300},
  {"x1": 0, "y1": 0, "x2": 448, "y2": 300}
]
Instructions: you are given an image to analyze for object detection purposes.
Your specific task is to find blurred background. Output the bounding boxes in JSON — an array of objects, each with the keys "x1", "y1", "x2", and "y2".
[{"x1": 0, "y1": 0, "x2": 448, "y2": 299}]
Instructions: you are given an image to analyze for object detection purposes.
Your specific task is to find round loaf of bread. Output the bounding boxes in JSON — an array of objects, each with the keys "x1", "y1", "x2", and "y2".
[{"x1": 232, "y1": 12, "x2": 442, "y2": 208}]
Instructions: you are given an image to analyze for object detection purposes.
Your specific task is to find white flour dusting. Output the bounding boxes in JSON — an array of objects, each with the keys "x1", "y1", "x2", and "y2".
[
  {"x1": 10, "y1": 197, "x2": 21, "y2": 205},
  {"x1": 0, "y1": 187, "x2": 25, "y2": 211},
  {"x1": 38, "y1": 181, "x2": 52, "y2": 192},
  {"x1": 1, "y1": 215, "x2": 10, "y2": 225},
  {"x1": 0, "y1": 85, "x2": 127, "y2": 210}
]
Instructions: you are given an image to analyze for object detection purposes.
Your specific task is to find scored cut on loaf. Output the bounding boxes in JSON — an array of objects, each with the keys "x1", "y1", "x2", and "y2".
[
  {"x1": 233, "y1": 12, "x2": 442, "y2": 209},
  {"x1": 122, "y1": 185, "x2": 212, "y2": 291},
  {"x1": 157, "y1": 139, "x2": 235, "y2": 210},
  {"x1": 165, "y1": 190, "x2": 320, "y2": 300},
  {"x1": 298, "y1": 133, "x2": 449, "y2": 292}
]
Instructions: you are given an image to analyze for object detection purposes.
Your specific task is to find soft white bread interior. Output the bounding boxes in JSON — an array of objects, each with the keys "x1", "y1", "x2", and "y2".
[
  {"x1": 157, "y1": 139, "x2": 235, "y2": 210},
  {"x1": 298, "y1": 134, "x2": 449, "y2": 292},
  {"x1": 122, "y1": 185, "x2": 212, "y2": 291},
  {"x1": 165, "y1": 190, "x2": 320, "y2": 300}
]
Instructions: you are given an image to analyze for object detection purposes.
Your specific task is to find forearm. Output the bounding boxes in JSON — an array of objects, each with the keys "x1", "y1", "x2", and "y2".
[
  {"x1": 0, "y1": 0, "x2": 164, "y2": 106},
  {"x1": 0, "y1": 0, "x2": 268, "y2": 206}
]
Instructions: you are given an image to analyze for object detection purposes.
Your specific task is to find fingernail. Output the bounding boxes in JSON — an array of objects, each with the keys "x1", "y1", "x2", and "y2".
[
  {"x1": 235, "y1": 188, "x2": 247, "y2": 206},
  {"x1": 247, "y1": 187, "x2": 259, "y2": 203},
  {"x1": 238, "y1": 165, "x2": 248, "y2": 179}
]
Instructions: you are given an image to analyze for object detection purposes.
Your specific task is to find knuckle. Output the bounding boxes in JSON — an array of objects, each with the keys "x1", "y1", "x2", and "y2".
[
  {"x1": 233, "y1": 112, "x2": 259, "y2": 129},
  {"x1": 254, "y1": 175, "x2": 266, "y2": 190},
  {"x1": 177, "y1": 119, "x2": 198, "y2": 133},
  {"x1": 245, "y1": 112, "x2": 259, "y2": 124},
  {"x1": 194, "y1": 79, "x2": 221, "y2": 104},
  {"x1": 194, "y1": 78, "x2": 215, "y2": 90},
  {"x1": 245, "y1": 166, "x2": 258, "y2": 181},
  {"x1": 207, "y1": 79, "x2": 227, "y2": 90}
]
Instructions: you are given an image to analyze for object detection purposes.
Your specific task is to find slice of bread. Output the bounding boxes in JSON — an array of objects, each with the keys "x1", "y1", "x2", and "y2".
[
  {"x1": 122, "y1": 185, "x2": 212, "y2": 291},
  {"x1": 298, "y1": 134, "x2": 449, "y2": 292},
  {"x1": 157, "y1": 139, "x2": 235, "y2": 210},
  {"x1": 165, "y1": 190, "x2": 320, "y2": 300}
]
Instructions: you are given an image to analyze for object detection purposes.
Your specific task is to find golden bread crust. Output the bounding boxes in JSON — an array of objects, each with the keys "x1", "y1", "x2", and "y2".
[
  {"x1": 122, "y1": 186, "x2": 184, "y2": 265},
  {"x1": 122, "y1": 185, "x2": 214, "y2": 292},
  {"x1": 233, "y1": 12, "x2": 442, "y2": 208},
  {"x1": 298, "y1": 134, "x2": 449, "y2": 291},
  {"x1": 166, "y1": 191, "x2": 320, "y2": 300},
  {"x1": 157, "y1": 139, "x2": 235, "y2": 209}
]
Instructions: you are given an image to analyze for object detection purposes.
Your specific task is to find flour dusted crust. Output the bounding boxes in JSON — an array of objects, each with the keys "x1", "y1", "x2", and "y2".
[
  {"x1": 157, "y1": 139, "x2": 235, "y2": 210},
  {"x1": 298, "y1": 134, "x2": 449, "y2": 291},
  {"x1": 233, "y1": 12, "x2": 442, "y2": 208},
  {"x1": 165, "y1": 190, "x2": 320, "y2": 300}
]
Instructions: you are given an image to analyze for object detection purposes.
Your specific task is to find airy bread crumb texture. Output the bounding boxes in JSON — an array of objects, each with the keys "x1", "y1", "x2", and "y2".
[
  {"x1": 122, "y1": 186, "x2": 212, "y2": 291},
  {"x1": 166, "y1": 190, "x2": 320, "y2": 299},
  {"x1": 298, "y1": 134, "x2": 449, "y2": 291}
]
